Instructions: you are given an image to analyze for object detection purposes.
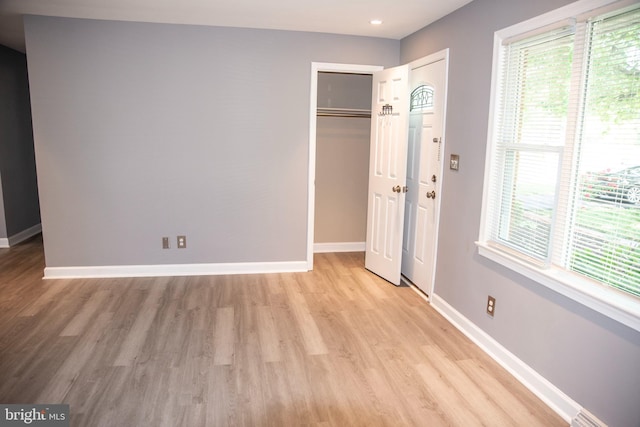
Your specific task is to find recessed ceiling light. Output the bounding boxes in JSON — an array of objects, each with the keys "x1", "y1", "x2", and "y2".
[{"x1": 370, "y1": 19, "x2": 383, "y2": 25}]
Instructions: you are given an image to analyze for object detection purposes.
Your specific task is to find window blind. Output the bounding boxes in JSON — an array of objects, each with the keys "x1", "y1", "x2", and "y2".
[
  {"x1": 488, "y1": 26, "x2": 574, "y2": 262},
  {"x1": 565, "y1": 7, "x2": 640, "y2": 297},
  {"x1": 485, "y1": 4, "x2": 640, "y2": 299}
]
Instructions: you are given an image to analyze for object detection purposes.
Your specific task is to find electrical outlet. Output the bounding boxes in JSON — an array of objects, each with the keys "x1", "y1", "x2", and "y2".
[
  {"x1": 177, "y1": 235, "x2": 187, "y2": 249},
  {"x1": 487, "y1": 295, "x2": 496, "y2": 317},
  {"x1": 162, "y1": 237, "x2": 170, "y2": 249}
]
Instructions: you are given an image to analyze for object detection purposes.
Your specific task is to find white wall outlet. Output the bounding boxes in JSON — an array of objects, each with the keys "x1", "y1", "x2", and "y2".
[
  {"x1": 487, "y1": 295, "x2": 496, "y2": 317},
  {"x1": 177, "y1": 235, "x2": 186, "y2": 249}
]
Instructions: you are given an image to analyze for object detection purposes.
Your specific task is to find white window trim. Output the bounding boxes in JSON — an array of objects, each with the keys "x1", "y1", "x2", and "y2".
[{"x1": 478, "y1": 0, "x2": 640, "y2": 332}]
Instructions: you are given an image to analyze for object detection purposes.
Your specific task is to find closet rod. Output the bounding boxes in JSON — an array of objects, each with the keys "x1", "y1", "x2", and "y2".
[{"x1": 317, "y1": 107, "x2": 371, "y2": 118}]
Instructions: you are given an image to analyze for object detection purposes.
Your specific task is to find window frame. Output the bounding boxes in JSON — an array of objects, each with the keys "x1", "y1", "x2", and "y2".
[{"x1": 478, "y1": 0, "x2": 640, "y2": 332}]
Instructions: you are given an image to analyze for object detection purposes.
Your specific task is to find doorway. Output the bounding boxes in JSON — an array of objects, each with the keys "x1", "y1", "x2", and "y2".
[
  {"x1": 362, "y1": 50, "x2": 449, "y2": 297},
  {"x1": 314, "y1": 71, "x2": 373, "y2": 254},
  {"x1": 307, "y1": 63, "x2": 382, "y2": 270},
  {"x1": 308, "y1": 52, "x2": 448, "y2": 298}
]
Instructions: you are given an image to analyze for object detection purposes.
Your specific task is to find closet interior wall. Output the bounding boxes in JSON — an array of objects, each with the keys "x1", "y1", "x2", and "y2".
[{"x1": 314, "y1": 72, "x2": 372, "y2": 248}]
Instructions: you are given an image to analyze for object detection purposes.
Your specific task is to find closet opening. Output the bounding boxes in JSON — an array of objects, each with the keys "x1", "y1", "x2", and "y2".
[
  {"x1": 307, "y1": 63, "x2": 383, "y2": 269},
  {"x1": 314, "y1": 72, "x2": 373, "y2": 254}
]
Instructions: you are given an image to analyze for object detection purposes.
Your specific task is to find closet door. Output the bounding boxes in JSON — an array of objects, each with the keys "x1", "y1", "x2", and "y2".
[{"x1": 364, "y1": 64, "x2": 409, "y2": 285}]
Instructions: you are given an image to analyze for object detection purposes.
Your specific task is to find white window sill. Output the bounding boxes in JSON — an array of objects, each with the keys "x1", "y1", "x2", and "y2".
[{"x1": 476, "y1": 241, "x2": 640, "y2": 332}]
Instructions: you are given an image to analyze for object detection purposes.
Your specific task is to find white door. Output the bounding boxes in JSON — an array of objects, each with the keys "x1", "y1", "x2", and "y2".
[
  {"x1": 401, "y1": 59, "x2": 446, "y2": 295},
  {"x1": 364, "y1": 65, "x2": 409, "y2": 285}
]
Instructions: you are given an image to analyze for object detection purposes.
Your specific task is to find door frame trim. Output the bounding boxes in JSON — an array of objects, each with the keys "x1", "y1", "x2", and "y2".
[{"x1": 307, "y1": 62, "x2": 383, "y2": 270}]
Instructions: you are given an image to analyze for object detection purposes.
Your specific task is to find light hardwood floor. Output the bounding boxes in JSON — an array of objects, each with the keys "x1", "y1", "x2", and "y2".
[{"x1": 0, "y1": 236, "x2": 566, "y2": 426}]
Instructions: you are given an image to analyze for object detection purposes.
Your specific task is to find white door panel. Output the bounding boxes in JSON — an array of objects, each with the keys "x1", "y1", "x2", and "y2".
[
  {"x1": 365, "y1": 65, "x2": 409, "y2": 285},
  {"x1": 401, "y1": 58, "x2": 447, "y2": 295}
]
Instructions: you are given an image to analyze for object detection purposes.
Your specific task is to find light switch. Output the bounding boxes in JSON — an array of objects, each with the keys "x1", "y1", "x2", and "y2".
[{"x1": 450, "y1": 154, "x2": 460, "y2": 171}]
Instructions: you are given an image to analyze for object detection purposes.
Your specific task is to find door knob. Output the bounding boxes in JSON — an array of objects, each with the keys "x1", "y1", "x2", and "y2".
[
  {"x1": 426, "y1": 191, "x2": 436, "y2": 199},
  {"x1": 392, "y1": 185, "x2": 401, "y2": 193}
]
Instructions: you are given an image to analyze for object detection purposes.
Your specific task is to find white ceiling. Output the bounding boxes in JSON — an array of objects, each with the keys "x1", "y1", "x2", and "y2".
[{"x1": 0, "y1": 0, "x2": 474, "y2": 53}]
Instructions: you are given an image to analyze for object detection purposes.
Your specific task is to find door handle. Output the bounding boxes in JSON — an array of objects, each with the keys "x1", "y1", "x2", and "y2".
[
  {"x1": 426, "y1": 191, "x2": 436, "y2": 199},
  {"x1": 392, "y1": 185, "x2": 401, "y2": 193}
]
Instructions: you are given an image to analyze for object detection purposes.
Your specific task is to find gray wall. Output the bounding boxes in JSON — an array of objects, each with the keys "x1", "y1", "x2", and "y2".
[
  {"x1": 315, "y1": 116, "x2": 370, "y2": 243},
  {"x1": 401, "y1": 1, "x2": 640, "y2": 426},
  {"x1": 0, "y1": 45, "x2": 40, "y2": 238},
  {"x1": 24, "y1": 16, "x2": 399, "y2": 267},
  {"x1": 316, "y1": 72, "x2": 372, "y2": 110},
  {"x1": 315, "y1": 72, "x2": 371, "y2": 244}
]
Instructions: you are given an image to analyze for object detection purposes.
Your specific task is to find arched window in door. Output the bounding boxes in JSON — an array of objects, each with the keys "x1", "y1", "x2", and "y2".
[{"x1": 410, "y1": 85, "x2": 434, "y2": 111}]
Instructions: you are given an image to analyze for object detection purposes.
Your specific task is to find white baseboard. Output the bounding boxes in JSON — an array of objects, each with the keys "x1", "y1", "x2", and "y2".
[
  {"x1": 1, "y1": 224, "x2": 42, "y2": 248},
  {"x1": 314, "y1": 242, "x2": 365, "y2": 253},
  {"x1": 43, "y1": 260, "x2": 309, "y2": 279},
  {"x1": 430, "y1": 293, "x2": 581, "y2": 423}
]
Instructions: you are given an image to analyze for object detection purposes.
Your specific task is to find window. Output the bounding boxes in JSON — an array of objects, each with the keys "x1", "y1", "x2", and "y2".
[
  {"x1": 479, "y1": 0, "x2": 640, "y2": 330},
  {"x1": 410, "y1": 84, "x2": 434, "y2": 111}
]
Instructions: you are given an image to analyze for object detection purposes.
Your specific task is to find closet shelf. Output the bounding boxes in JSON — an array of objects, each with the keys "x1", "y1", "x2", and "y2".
[{"x1": 317, "y1": 108, "x2": 371, "y2": 118}]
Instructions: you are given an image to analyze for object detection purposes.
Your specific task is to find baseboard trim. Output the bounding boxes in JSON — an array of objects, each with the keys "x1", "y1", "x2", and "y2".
[
  {"x1": 2, "y1": 224, "x2": 42, "y2": 247},
  {"x1": 44, "y1": 260, "x2": 309, "y2": 279},
  {"x1": 314, "y1": 242, "x2": 365, "y2": 253},
  {"x1": 430, "y1": 293, "x2": 580, "y2": 423}
]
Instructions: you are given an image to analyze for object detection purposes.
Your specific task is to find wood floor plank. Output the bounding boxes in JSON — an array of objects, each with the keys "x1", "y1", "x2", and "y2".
[
  {"x1": 38, "y1": 311, "x2": 114, "y2": 402},
  {"x1": 363, "y1": 366, "x2": 414, "y2": 426},
  {"x1": 257, "y1": 305, "x2": 283, "y2": 362},
  {"x1": 206, "y1": 365, "x2": 238, "y2": 426},
  {"x1": 350, "y1": 268, "x2": 393, "y2": 300},
  {"x1": 457, "y1": 358, "x2": 561, "y2": 427},
  {"x1": 414, "y1": 360, "x2": 483, "y2": 426},
  {"x1": 213, "y1": 306, "x2": 235, "y2": 366},
  {"x1": 375, "y1": 358, "x2": 450, "y2": 427},
  {"x1": 260, "y1": 361, "x2": 294, "y2": 426},
  {"x1": 60, "y1": 289, "x2": 112, "y2": 336},
  {"x1": 0, "y1": 237, "x2": 567, "y2": 426},
  {"x1": 112, "y1": 282, "x2": 167, "y2": 366},
  {"x1": 18, "y1": 279, "x2": 72, "y2": 317},
  {"x1": 420, "y1": 344, "x2": 517, "y2": 426},
  {"x1": 284, "y1": 281, "x2": 329, "y2": 356}
]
